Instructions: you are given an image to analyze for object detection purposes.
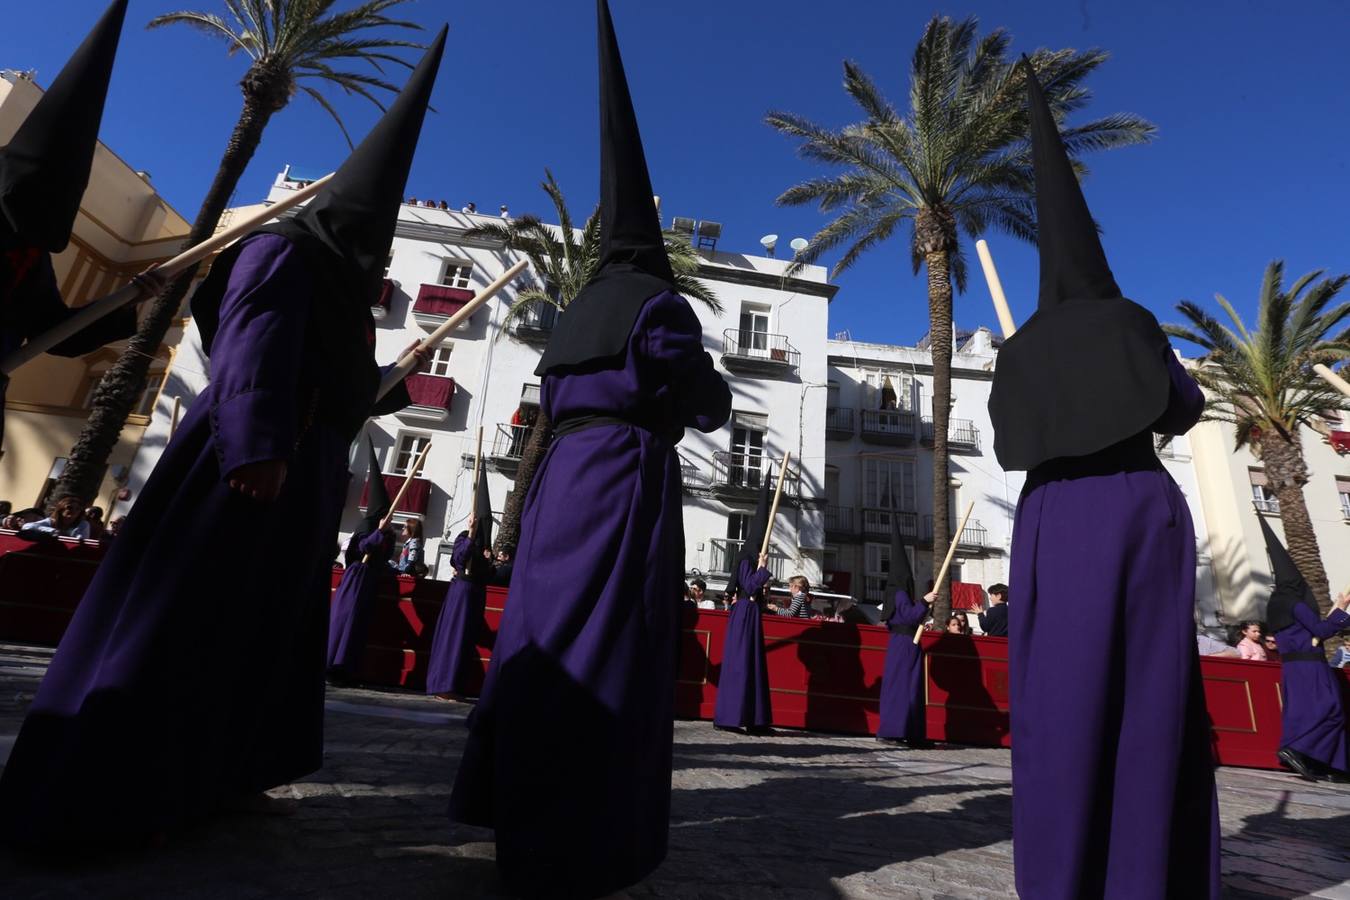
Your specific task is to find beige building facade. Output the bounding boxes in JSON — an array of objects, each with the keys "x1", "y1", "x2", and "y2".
[{"x1": 1, "y1": 69, "x2": 190, "y2": 513}]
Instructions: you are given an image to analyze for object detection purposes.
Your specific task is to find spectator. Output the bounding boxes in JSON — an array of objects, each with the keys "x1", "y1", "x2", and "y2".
[
  {"x1": 1235, "y1": 620, "x2": 1267, "y2": 661},
  {"x1": 105, "y1": 516, "x2": 125, "y2": 540},
  {"x1": 21, "y1": 496, "x2": 91, "y2": 540},
  {"x1": 438, "y1": 200, "x2": 449, "y2": 210},
  {"x1": 3, "y1": 507, "x2": 44, "y2": 530},
  {"x1": 946, "y1": 613, "x2": 971, "y2": 635},
  {"x1": 1196, "y1": 631, "x2": 1241, "y2": 657},
  {"x1": 509, "y1": 405, "x2": 528, "y2": 456},
  {"x1": 690, "y1": 578, "x2": 717, "y2": 610},
  {"x1": 390, "y1": 518, "x2": 425, "y2": 575},
  {"x1": 778, "y1": 576, "x2": 813, "y2": 618},
  {"x1": 979, "y1": 583, "x2": 1008, "y2": 637},
  {"x1": 1262, "y1": 633, "x2": 1280, "y2": 661},
  {"x1": 494, "y1": 543, "x2": 516, "y2": 587},
  {"x1": 84, "y1": 506, "x2": 106, "y2": 540},
  {"x1": 461, "y1": 201, "x2": 477, "y2": 214},
  {"x1": 499, "y1": 204, "x2": 510, "y2": 218}
]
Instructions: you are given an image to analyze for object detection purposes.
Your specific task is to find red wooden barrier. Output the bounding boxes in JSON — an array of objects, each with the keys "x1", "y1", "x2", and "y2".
[{"x1": 1, "y1": 532, "x2": 1344, "y2": 772}]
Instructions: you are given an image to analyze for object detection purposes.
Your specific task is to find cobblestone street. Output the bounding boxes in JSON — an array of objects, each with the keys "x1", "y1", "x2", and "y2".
[{"x1": 1, "y1": 643, "x2": 1347, "y2": 899}]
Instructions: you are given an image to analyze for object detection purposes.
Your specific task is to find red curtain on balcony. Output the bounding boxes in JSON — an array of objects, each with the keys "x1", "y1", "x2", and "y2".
[
  {"x1": 413, "y1": 283, "x2": 473, "y2": 317},
  {"x1": 950, "y1": 581, "x2": 986, "y2": 610},
  {"x1": 360, "y1": 475, "x2": 431, "y2": 515},
  {"x1": 403, "y1": 374, "x2": 454, "y2": 411},
  {"x1": 373, "y1": 278, "x2": 394, "y2": 311},
  {"x1": 1331, "y1": 430, "x2": 1350, "y2": 454}
]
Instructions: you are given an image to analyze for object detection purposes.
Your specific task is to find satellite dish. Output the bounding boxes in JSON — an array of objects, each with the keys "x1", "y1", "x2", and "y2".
[
  {"x1": 759, "y1": 234, "x2": 778, "y2": 257},
  {"x1": 789, "y1": 237, "x2": 809, "y2": 255}
]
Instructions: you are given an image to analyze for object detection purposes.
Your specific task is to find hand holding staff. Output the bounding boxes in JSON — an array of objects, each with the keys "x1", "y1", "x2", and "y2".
[
  {"x1": 975, "y1": 239, "x2": 1017, "y2": 339},
  {"x1": 0, "y1": 174, "x2": 335, "y2": 376},
  {"x1": 760, "y1": 452, "x2": 792, "y2": 558},
  {"x1": 915, "y1": 501, "x2": 976, "y2": 644}
]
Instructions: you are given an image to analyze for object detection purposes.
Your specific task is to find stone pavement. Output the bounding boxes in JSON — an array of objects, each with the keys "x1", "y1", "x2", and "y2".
[{"x1": 0, "y1": 642, "x2": 1347, "y2": 899}]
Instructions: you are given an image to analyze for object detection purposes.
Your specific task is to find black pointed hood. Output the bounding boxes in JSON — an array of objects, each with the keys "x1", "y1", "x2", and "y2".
[
  {"x1": 1025, "y1": 59, "x2": 1121, "y2": 310},
  {"x1": 0, "y1": 0, "x2": 128, "y2": 251},
  {"x1": 726, "y1": 469, "x2": 774, "y2": 600},
  {"x1": 361, "y1": 435, "x2": 392, "y2": 532},
  {"x1": 1258, "y1": 516, "x2": 1317, "y2": 633},
  {"x1": 987, "y1": 59, "x2": 1172, "y2": 472},
  {"x1": 534, "y1": 0, "x2": 675, "y2": 378},
  {"x1": 880, "y1": 514, "x2": 915, "y2": 623},
  {"x1": 466, "y1": 463, "x2": 495, "y2": 580}
]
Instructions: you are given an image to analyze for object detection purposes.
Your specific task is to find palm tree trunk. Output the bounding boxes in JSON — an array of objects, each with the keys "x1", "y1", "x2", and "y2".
[
  {"x1": 495, "y1": 409, "x2": 553, "y2": 552},
  {"x1": 925, "y1": 249, "x2": 954, "y2": 626},
  {"x1": 1261, "y1": 430, "x2": 1333, "y2": 616},
  {"x1": 54, "y1": 90, "x2": 281, "y2": 506}
]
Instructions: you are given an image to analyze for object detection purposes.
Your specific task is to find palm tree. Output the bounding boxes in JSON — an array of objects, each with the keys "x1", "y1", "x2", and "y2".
[
  {"x1": 464, "y1": 170, "x2": 721, "y2": 551},
  {"x1": 766, "y1": 15, "x2": 1153, "y2": 621},
  {"x1": 1166, "y1": 262, "x2": 1350, "y2": 617},
  {"x1": 56, "y1": 0, "x2": 423, "y2": 505}
]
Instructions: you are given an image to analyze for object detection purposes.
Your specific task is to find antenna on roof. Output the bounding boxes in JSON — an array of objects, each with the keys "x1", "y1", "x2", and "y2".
[
  {"x1": 759, "y1": 234, "x2": 778, "y2": 257},
  {"x1": 789, "y1": 237, "x2": 809, "y2": 258}
]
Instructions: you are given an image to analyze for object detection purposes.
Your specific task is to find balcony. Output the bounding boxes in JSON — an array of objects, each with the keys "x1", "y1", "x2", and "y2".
[
  {"x1": 412, "y1": 283, "x2": 475, "y2": 330},
  {"x1": 824, "y1": 504, "x2": 856, "y2": 539},
  {"x1": 721, "y1": 329, "x2": 800, "y2": 377},
  {"x1": 679, "y1": 453, "x2": 708, "y2": 493},
  {"x1": 860, "y1": 409, "x2": 917, "y2": 445},
  {"x1": 861, "y1": 508, "x2": 920, "y2": 541},
  {"x1": 709, "y1": 451, "x2": 799, "y2": 502},
  {"x1": 1252, "y1": 498, "x2": 1281, "y2": 515},
  {"x1": 708, "y1": 537, "x2": 788, "y2": 582},
  {"x1": 923, "y1": 515, "x2": 990, "y2": 550},
  {"x1": 510, "y1": 299, "x2": 558, "y2": 345},
  {"x1": 360, "y1": 473, "x2": 431, "y2": 517},
  {"x1": 372, "y1": 278, "x2": 395, "y2": 320},
  {"x1": 394, "y1": 374, "x2": 455, "y2": 423},
  {"x1": 825, "y1": 407, "x2": 854, "y2": 441},
  {"x1": 486, "y1": 423, "x2": 530, "y2": 473},
  {"x1": 921, "y1": 417, "x2": 982, "y2": 452}
]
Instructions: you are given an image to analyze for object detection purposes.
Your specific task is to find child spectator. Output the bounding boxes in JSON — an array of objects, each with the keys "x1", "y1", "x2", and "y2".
[
  {"x1": 946, "y1": 614, "x2": 971, "y2": 635},
  {"x1": 779, "y1": 576, "x2": 813, "y2": 618},
  {"x1": 1235, "y1": 620, "x2": 1267, "y2": 661},
  {"x1": 20, "y1": 496, "x2": 91, "y2": 540}
]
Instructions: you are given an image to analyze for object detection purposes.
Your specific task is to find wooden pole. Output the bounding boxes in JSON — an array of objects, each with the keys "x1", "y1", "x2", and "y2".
[
  {"x1": 1, "y1": 174, "x2": 335, "y2": 375},
  {"x1": 169, "y1": 396, "x2": 182, "y2": 439},
  {"x1": 360, "y1": 441, "x2": 433, "y2": 564},
  {"x1": 760, "y1": 452, "x2": 792, "y2": 558},
  {"x1": 375, "y1": 258, "x2": 529, "y2": 401},
  {"x1": 975, "y1": 239, "x2": 1017, "y2": 339},
  {"x1": 469, "y1": 426, "x2": 484, "y2": 541},
  {"x1": 1313, "y1": 363, "x2": 1350, "y2": 400},
  {"x1": 914, "y1": 501, "x2": 976, "y2": 644}
]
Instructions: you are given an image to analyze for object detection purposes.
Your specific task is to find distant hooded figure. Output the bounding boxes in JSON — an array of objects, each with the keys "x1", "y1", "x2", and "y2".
[
  {"x1": 712, "y1": 471, "x2": 776, "y2": 732},
  {"x1": 989, "y1": 61, "x2": 1219, "y2": 899},
  {"x1": 0, "y1": 0, "x2": 151, "y2": 451},
  {"x1": 0, "y1": 29, "x2": 447, "y2": 848},
  {"x1": 876, "y1": 516, "x2": 929, "y2": 744},
  {"x1": 1260, "y1": 517, "x2": 1350, "y2": 781},
  {"x1": 446, "y1": 3, "x2": 732, "y2": 894}
]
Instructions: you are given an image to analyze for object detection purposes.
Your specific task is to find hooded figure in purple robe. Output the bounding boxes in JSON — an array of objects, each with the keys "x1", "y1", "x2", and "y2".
[
  {"x1": 327, "y1": 436, "x2": 395, "y2": 683},
  {"x1": 0, "y1": 0, "x2": 143, "y2": 451},
  {"x1": 713, "y1": 469, "x2": 775, "y2": 732},
  {"x1": 425, "y1": 461, "x2": 495, "y2": 696},
  {"x1": 988, "y1": 61, "x2": 1220, "y2": 899},
  {"x1": 876, "y1": 515, "x2": 929, "y2": 744},
  {"x1": 1259, "y1": 517, "x2": 1350, "y2": 781},
  {"x1": 446, "y1": 3, "x2": 731, "y2": 894},
  {"x1": 0, "y1": 29, "x2": 446, "y2": 848}
]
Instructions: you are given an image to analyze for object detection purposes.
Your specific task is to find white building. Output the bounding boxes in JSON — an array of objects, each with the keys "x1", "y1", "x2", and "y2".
[{"x1": 131, "y1": 168, "x2": 836, "y2": 588}]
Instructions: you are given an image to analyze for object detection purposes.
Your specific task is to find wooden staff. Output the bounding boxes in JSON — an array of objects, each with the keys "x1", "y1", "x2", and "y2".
[
  {"x1": 1314, "y1": 363, "x2": 1350, "y2": 400},
  {"x1": 1, "y1": 174, "x2": 334, "y2": 376},
  {"x1": 760, "y1": 452, "x2": 792, "y2": 558},
  {"x1": 361, "y1": 440, "x2": 431, "y2": 563},
  {"x1": 169, "y1": 396, "x2": 182, "y2": 439},
  {"x1": 975, "y1": 239, "x2": 1017, "y2": 339},
  {"x1": 915, "y1": 501, "x2": 976, "y2": 644},
  {"x1": 375, "y1": 258, "x2": 529, "y2": 401},
  {"x1": 469, "y1": 426, "x2": 484, "y2": 541}
]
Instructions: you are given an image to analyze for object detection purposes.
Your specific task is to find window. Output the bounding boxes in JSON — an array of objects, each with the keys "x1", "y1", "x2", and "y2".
[
  {"x1": 1338, "y1": 477, "x2": 1350, "y2": 521},
  {"x1": 427, "y1": 344, "x2": 453, "y2": 377},
  {"x1": 83, "y1": 370, "x2": 165, "y2": 417},
  {"x1": 738, "y1": 304, "x2": 770, "y2": 352},
  {"x1": 823, "y1": 544, "x2": 840, "y2": 573},
  {"x1": 36, "y1": 458, "x2": 68, "y2": 510},
  {"x1": 440, "y1": 258, "x2": 473, "y2": 289},
  {"x1": 864, "y1": 458, "x2": 916, "y2": 510},
  {"x1": 1248, "y1": 468, "x2": 1279, "y2": 514},
  {"x1": 825, "y1": 466, "x2": 840, "y2": 505},
  {"x1": 864, "y1": 372, "x2": 913, "y2": 411},
  {"x1": 826, "y1": 381, "x2": 840, "y2": 408},
  {"x1": 730, "y1": 411, "x2": 768, "y2": 488},
  {"x1": 726, "y1": 514, "x2": 749, "y2": 542},
  {"x1": 392, "y1": 432, "x2": 432, "y2": 475}
]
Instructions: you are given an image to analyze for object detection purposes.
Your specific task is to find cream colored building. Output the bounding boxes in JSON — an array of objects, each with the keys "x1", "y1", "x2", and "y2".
[
  {"x1": 1189, "y1": 390, "x2": 1350, "y2": 625},
  {"x1": 0, "y1": 69, "x2": 190, "y2": 512}
]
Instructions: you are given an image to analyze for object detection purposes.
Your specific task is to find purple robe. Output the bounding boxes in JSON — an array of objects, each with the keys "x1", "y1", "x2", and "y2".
[
  {"x1": 0, "y1": 235, "x2": 391, "y2": 846},
  {"x1": 1008, "y1": 352, "x2": 1220, "y2": 899},
  {"x1": 424, "y1": 532, "x2": 487, "y2": 695},
  {"x1": 448, "y1": 290, "x2": 730, "y2": 898},
  {"x1": 327, "y1": 529, "x2": 392, "y2": 675},
  {"x1": 1276, "y1": 606, "x2": 1349, "y2": 771},
  {"x1": 876, "y1": 590, "x2": 927, "y2": 741},
  {"x1": 712, "y1": 561, "x2": 774, "y2": 729}
]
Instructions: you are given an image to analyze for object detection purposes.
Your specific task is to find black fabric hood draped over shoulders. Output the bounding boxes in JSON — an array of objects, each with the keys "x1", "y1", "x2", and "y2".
[
  {"x1": 190, "y1": 27, "x2": 446, "y2": 439},
  {"x1": 534, "y1": 0, "x2": 675, "y2": 378},
  {"x1": 725, "y1": 470, "x2": 774, "y2": 601},
  {"x1": 1259, "y1": 516, "x2": 1318, "y2": 633},
  {"x1": 0, "y1": 0, "x2": 128, "y2": 253},
  {"x1": 879, "y1": 514, "x2": 915, "y2": 624},
  {"x1": 987, "y1": 60, "x2": 1171, "y2": 473}
]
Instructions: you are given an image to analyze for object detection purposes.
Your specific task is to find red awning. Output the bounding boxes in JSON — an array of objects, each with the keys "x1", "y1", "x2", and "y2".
[
  {"x1": 360, "y1": 474, "x2": 431, "y2": 516},
  {"x1": 374, "y1": 278, "x2": 394, "y2": 310},
  {"x1": 404, "y1": 374, "x2": 454, "y2": 411},
  {"x1": 413, "y1": 283, "x2": 473, "y2": 318},
  {"x1": 1331, "y1": 430, "x2": 1350, "y2": 454}
]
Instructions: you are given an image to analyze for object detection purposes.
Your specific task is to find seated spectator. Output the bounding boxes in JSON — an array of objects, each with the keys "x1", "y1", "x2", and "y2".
[
  {"x1": 1235, "y1": 620, "x2": 1267, "y2": 661},
  {"x1": 1196, "y1": 631, "x2": 1241, "y2": 657},
  {"x1": 690, "y1": 578, "x2": 717, "y2": 610},
  {"x1": 494, "y1": 543, "x2": 516, "y2": 586},
  {"x1": 2, "y1": 507, "x2": 44, "y2": 530},
  {"x1": 84, "y1": 506, "x2": 106, "y2": 540},
  {"x1": 978, "y1": 583, "x2": 1008, "y2": 637},
  {"x1": 461, "y1": 201, "x2": 477, "y2": 214},
  {"x1": 390, "y1": 518, "x2": 426, "y2": 575},
  {"x1": 946, "y1": 613, "x2": 971, "y2": 635},
  {"x1": 1262, "y1": 633, "x2": 1280, "y2": 661},
  {"x1": 777, "y1": 575, "x2": 813, "y2": 618},
  {"x1": 21, "y1": 496, "x2": 91, "y2": 540}
]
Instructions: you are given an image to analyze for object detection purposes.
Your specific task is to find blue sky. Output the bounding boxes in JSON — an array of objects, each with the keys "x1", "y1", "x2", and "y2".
[{"x1": 7, "y1": 0, "x2": 1349, "y2": 348}]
